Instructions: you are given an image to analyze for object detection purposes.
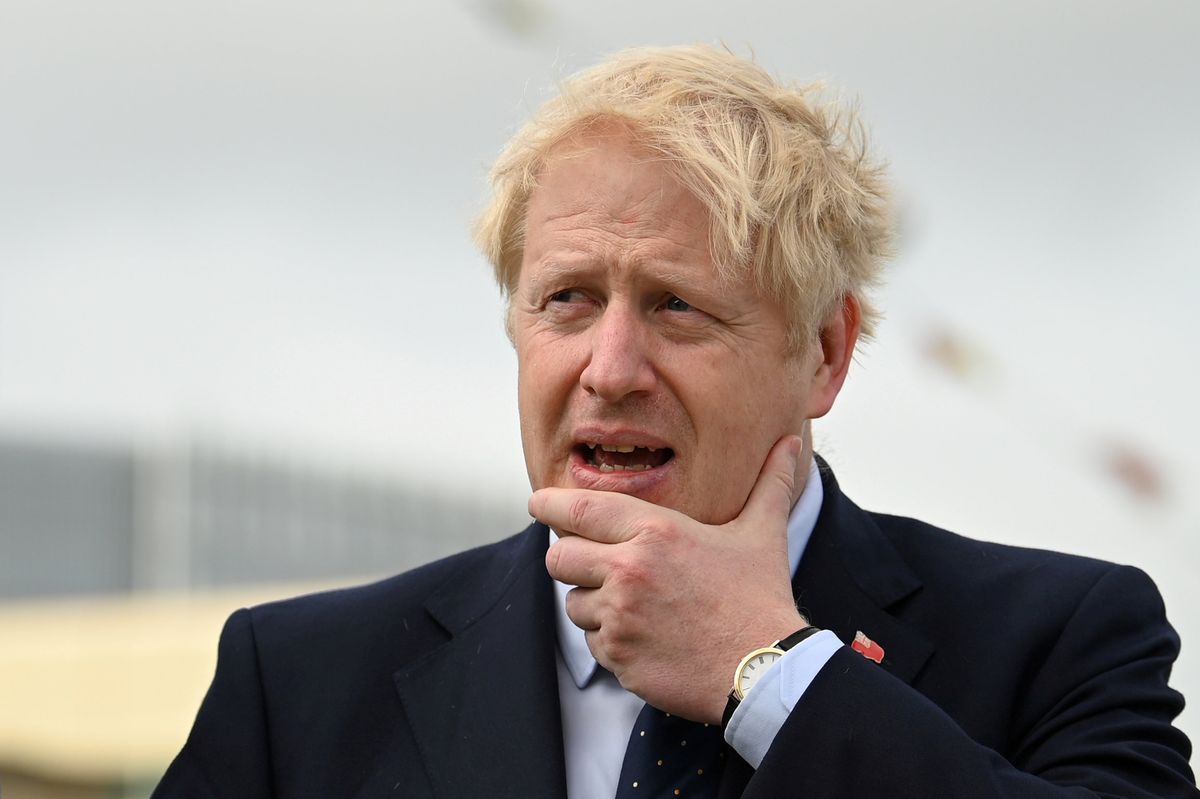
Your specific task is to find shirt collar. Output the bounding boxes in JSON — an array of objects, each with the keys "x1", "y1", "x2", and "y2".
[{"x1": 551, "y1": 457, "x2": 825, "y2": 689}]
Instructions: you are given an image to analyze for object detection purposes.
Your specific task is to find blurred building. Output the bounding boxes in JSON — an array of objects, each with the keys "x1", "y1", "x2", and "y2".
[{"x1": 0, "y1": 434, "x2": 527, "y2": 600}]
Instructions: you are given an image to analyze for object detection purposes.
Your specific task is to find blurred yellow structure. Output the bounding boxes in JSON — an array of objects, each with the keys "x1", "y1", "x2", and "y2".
[{"x1": 0, "y1": 580, "x2": 354, "y2": 799}]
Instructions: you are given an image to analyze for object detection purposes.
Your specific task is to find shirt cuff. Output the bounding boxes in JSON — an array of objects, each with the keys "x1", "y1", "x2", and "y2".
[{"x1": 723, "y1": 630, "x2": 843, "y2": 767}]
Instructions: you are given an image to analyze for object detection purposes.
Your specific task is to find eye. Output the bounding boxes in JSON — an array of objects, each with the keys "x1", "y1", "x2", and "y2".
[
  {"x1": 542, "y1": 288, "x2": 596, "y2": 319},
  {"x1": 548, "y1": 289, "x2": 584, "y2": 304},
  {"x1": 663, "y1": 295, "x2": 693, "y2": 312}
]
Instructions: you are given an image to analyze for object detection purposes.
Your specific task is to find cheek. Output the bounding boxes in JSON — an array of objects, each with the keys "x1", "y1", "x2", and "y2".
[
  {"x1": 516, "y1": 335, "x2": 586, "y2": 457},
  {"x1": 516, "y1": 373, "x2": 561, "y2": 488},
  {"x1": 690, "y1": 368, "x2": 782, "y2": 441},
  {"x1": 516, "y1": 375, "x2": 555, "y2": 446},
  {"x1": 688, "y1": 363, "x2": 805, "y2": 466},
  {"x1": 519, "y1": 352, "x2": 571, "y2": 414}
]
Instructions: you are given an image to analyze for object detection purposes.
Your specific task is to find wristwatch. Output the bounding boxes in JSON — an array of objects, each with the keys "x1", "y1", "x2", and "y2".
[{"x1": 721, "y1": 625, "x2": 821, "y2": 728}]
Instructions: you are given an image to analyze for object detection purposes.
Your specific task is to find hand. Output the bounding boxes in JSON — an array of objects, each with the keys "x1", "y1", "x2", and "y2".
[{"x1": 530, "y1": 435, "x2": 808, "y2": 724}]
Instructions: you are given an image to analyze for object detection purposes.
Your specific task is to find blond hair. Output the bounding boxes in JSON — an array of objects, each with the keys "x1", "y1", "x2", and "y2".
[{"x1": 474, "y1": 44, "x2": 893, "y2": 349}]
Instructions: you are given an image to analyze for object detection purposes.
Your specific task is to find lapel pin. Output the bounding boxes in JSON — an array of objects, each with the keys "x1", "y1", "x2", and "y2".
[{"x1": 852, "y1": 630, "x2": 885, "y2": 664}]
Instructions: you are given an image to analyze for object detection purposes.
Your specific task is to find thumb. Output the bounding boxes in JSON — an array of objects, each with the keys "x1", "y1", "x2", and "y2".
[{"x1": 735, "y1": 434, "x2": 804, "y2": 533}]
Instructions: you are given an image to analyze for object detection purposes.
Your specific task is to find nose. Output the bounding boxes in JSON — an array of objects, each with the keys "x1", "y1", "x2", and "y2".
[{"x1": 579, "y1": 304, "x2": 656, "y2": 402}]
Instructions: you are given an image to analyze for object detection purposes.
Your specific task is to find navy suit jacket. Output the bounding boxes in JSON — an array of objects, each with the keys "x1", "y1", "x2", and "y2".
[{"x1": 154, "y1": 464, "x2": 1197, "y2": 797}]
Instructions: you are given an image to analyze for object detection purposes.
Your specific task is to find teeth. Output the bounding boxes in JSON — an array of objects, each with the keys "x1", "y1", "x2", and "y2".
[
  {"x1": 597, "y1": 463, "x2": 651, "y2": 473},
  {"x1": 584, "y1": 442, "x2": 667, "y2": 453}
]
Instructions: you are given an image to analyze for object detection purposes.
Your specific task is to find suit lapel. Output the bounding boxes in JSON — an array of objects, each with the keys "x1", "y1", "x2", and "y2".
[
  {"x1": 394, "y1": 524, "x2": 568, "y2": 799},
  {"x1": 793, "y1": 461, "x2": 934, "y2": 685}
]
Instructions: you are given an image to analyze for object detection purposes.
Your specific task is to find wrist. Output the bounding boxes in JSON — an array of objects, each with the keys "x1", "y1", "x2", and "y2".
[
  {"x1": 722, "y1": 623, "x2": 820, "y2": 728},
  {"x1": 706, "y1": 612, "x2": 805, "y2": 722}
]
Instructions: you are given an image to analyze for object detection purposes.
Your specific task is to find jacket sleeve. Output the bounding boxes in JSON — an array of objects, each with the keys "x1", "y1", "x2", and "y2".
[
  {"x1": 151, "y1": 608, "x2": 274, "y2": 798},
  {"x1": 744, "y1": 565, "x2": 1197, "y2": 798}
]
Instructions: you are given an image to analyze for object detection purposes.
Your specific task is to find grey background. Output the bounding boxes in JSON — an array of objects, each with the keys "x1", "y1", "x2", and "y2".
[{"x1": 2, "y1": 0, "x2": 1197, "y2": 749}]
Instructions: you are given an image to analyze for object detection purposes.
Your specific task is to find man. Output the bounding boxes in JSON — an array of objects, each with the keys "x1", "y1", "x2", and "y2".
[{"x1": 154, "y1": 45, "x2": 1196, "y2": 797}]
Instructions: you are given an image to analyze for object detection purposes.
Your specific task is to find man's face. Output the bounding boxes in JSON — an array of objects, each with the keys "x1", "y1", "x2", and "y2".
[{"x1": 513, "y1": 131, "x2": 826, "y2": 524}]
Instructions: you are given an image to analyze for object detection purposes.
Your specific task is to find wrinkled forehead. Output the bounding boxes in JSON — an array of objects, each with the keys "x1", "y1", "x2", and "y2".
[
  {"x1": 531, "y1": 138, "x2": 706, "y2": 234},
  {"x1": 519, "y1": 126, "x2": 753, "y2": 288}
]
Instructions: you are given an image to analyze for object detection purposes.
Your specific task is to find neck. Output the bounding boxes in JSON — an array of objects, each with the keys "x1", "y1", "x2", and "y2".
[{"x1": 792, "y1": 421, "x2": 815, "y2": 510}]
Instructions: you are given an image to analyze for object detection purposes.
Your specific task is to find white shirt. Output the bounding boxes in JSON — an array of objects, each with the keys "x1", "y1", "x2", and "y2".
[{"x1": 552, "y1": 458, "x2": 844, "y2": 799}]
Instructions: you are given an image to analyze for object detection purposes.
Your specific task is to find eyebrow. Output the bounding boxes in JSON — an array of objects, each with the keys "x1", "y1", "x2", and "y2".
[
  {"x1": 527, "y1": 259, "x2": 596, "y2": 285},
  {"x1": 528, "y1": 258, "x2": 694, "y2": 288},
  {"x1": 519, "y1": 259, "x2": 592, "y2": 299},
  {"x1": 524, "y1": 258, "x2": 721, "y2": 308}
]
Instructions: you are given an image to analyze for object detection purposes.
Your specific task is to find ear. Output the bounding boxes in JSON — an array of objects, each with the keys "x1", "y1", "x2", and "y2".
[{"x1": 804, "y1": 294, "x2": 861, "y2": 419}]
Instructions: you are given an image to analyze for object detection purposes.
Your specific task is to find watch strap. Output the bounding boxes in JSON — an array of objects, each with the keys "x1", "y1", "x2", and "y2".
[
  {"x1": 721, "y1": 691, "x2": 741, "y2": 728},
  {"x1": 776, "y1": 625, "x2": 821, "y2": 651},
  {"x1": 721, "y1": 625, "x2": 822, "y2": 729}
]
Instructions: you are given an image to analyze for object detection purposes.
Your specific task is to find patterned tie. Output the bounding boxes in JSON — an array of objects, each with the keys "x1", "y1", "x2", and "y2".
[{"x1": 614, "y1": 703, "x2": 725, "y2": 799}]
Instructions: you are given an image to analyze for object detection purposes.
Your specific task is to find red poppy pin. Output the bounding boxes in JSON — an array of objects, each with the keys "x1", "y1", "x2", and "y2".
[{"x1": 852, "y1": 630, "x2": 885, "y2": 664}]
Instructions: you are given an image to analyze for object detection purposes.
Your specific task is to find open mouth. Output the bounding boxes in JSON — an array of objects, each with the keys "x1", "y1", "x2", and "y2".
[{"x1": 575, "y1": 442, "x2": 675, "y2": 473}]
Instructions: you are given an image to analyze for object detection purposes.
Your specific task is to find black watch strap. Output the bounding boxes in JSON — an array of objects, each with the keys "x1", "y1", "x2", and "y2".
[
  {"x1": 777, "y1": 625, "x2": 821, "y2": 651},
  {"x1": 721, "y1": 625, "x2": 822, "y2": 729},
  {"x1": 721, "y1": 691, "x2": 741, "y2": 729}
]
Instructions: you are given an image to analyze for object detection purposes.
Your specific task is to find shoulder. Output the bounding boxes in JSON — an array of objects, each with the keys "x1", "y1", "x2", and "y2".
[
  {"x1": 158, "y1": 526, "x2": 546, "y2": 796},
  {"x1": 229, "y1": 524, "x2": 542, "y2": 670},
  {"x1": 255, "y1": 527, "x2": 524, "y2": 615},
  {"x1": 859, "y1": 509, "x2": 1178, "y2": 694},
  {"x1": 868, "y1": 509, "x2": 1159, "y2": 609},
  {"x1": 811, "y1": 457, "x2": 1153, "y2": 614}
]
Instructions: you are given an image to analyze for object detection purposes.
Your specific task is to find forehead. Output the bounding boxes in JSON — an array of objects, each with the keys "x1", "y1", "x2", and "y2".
[
  {"x1": 521, "y1": 130, "x2": 718, "y2": 277},
  {"x1": 528, "y1": 131, "x2": 708, "y2": 235}
]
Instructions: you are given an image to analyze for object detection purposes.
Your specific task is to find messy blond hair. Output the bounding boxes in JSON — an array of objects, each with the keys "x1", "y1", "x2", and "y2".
[{"x1": 473, "y1": 44, "x2": 893, "y2": 349}]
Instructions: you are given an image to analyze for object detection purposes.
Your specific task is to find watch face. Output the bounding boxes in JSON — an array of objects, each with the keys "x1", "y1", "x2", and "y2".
[{"x1": 736, "y1": 648, "x2": 784, "y2": 698}]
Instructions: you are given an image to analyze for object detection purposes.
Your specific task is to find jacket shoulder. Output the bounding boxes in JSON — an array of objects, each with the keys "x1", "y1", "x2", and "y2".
[
  {"x1": 241, "y1": 525, "x2": 538, "y2": 665},
  {"x1": 867, "y1": 509, "x2": 1147, "y2": 602}
]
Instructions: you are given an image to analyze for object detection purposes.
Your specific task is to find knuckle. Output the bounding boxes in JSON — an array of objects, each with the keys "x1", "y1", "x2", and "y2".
[
  {"x1": 605, "y1": 590, "x2": 633, "y2": 618},
  {"x1": 600, "y1": 631, "x2": 632, "y2": 664},
  {"x1": 610, "y1": 552, "x2": 650, "y2": 587},
  {"x1": 567, "y1": 495, "x2": 594, "y2": 531},
  {"x1": 635, "y1": 517, "x2": 678, "y2": 544},
  {"x1": 587, "y1": 630, "x2": 619, "y2": 672},
  {"x1": 587, "y1": 627, "x2": 610, "y2": 656}
]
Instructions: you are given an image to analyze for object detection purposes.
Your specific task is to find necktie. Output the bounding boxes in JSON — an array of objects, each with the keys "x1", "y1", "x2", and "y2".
[{"x1": 614, "y1": 703, "x2": 725, "y2": 799}]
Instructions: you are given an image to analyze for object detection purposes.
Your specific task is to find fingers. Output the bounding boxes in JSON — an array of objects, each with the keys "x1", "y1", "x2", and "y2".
[
  {"x1": 564, "y1": 586, "x2": 600, "y2": 630},
  {"x1": 735, "y1": 434, "x2": 804, "y2": 532},
  {"x1": 583, "y1": 629, "x2": 611, "y2": 673},
  {"x1": 530, "y1": 487, "x2": 668, "y2": 544},
  {"x1": 546, "y1": 533, "x2": 610, "y2": 588}
]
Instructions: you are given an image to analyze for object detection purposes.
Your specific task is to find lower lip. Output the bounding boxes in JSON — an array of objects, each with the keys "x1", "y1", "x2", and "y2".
[{"x1": 567, "y1": 449, "x2": 676, "y2": 496}]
